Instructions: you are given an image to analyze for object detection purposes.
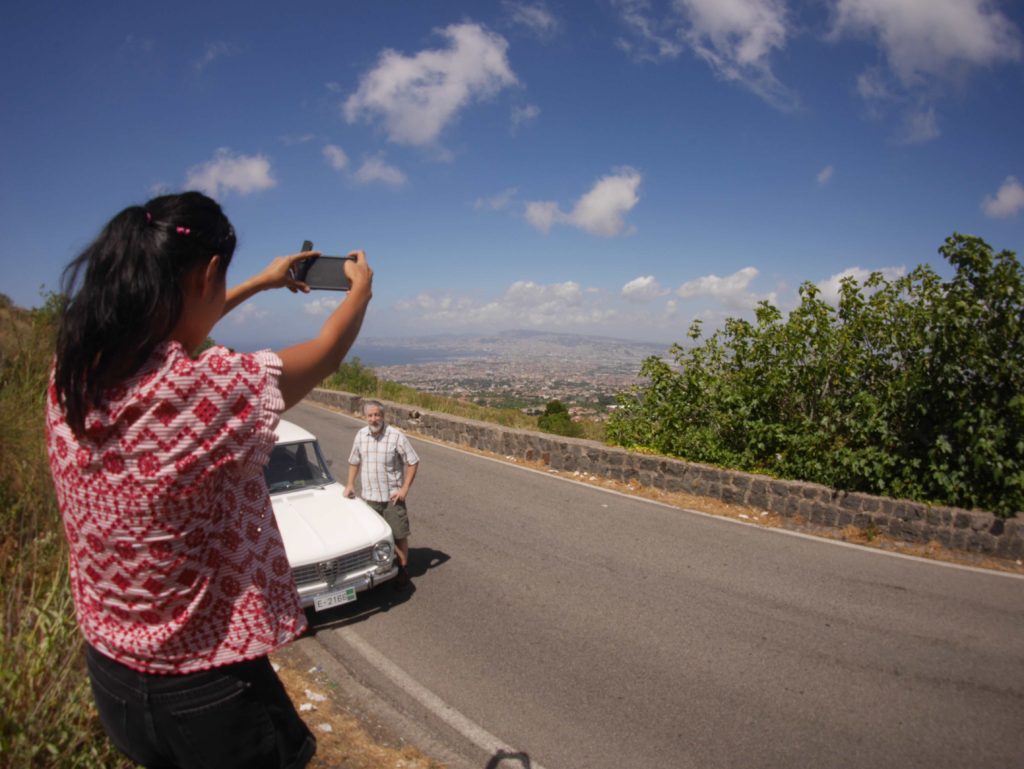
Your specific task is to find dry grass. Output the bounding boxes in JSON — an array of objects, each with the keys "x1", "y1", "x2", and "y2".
[
  {"x1": 274, "y1": 656, "x2": 445, "y2": 769},
  {"x1": 1, "y1": 299, "x2": 131, "y2": 769}
]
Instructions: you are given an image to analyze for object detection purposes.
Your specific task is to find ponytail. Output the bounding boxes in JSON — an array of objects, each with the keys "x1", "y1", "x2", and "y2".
[{"x1": 54, "y1": 191, "x2": 236, "y2": 437}]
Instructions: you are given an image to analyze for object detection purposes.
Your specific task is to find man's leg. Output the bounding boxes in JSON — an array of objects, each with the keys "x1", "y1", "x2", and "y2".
[
  {"x1": 370, "y1": 501, "x2": 412, "y2": 589},
  {"x1": 395, "y1": 537, "x2": 409, "y2": 566},
  {"x1": 384, "y1": 503, "x2": 411, "y2": 589}
]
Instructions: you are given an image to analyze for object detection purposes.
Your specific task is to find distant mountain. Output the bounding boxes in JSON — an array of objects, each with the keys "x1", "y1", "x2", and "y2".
[{"x1": 361, "y1": 329, "x2": 668, "y2": 355}]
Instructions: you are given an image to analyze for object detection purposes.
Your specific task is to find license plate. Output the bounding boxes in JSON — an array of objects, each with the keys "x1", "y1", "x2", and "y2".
[{"x1": 313, "y1": 585, "x2": 357, "y2": 611}]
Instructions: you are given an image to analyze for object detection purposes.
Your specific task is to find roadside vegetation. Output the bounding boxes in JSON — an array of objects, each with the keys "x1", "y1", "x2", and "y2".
[
  {"x1": 0, "y1": 294, "x2": 130, "y2": 768},
  {"x1": 537, "y1": 400, "x2": 584, "y2": 438},
  {"x1": 607, "y1": 234, "x2": 1024, "y2": 518}
]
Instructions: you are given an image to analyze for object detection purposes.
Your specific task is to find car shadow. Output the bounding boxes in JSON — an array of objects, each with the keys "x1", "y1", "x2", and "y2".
[{"x1": 303, "y1": 547, "x2": 451, "y2": 632}]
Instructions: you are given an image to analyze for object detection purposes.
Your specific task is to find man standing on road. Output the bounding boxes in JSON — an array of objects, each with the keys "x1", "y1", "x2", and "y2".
[{"x1": 344, "y1": 400, "x2": 419, "y2": 590}]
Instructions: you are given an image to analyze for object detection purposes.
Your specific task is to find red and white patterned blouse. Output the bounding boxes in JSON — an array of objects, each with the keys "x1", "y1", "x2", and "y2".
[{"x1": 46, "y1": 340, "x2": 306, "y2": 674}]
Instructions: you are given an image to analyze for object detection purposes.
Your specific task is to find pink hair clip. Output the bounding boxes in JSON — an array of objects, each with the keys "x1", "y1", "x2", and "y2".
[{"x1": 176, "y1": 226, "x2": 191, "y2": 235}]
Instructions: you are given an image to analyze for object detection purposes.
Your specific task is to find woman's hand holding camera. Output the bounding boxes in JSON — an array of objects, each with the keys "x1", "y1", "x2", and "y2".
[
  {"x1": 342, "y1": 250, "x2": 373, "y2": 297},
  {"x1": 259, "y1": 251, "x2": 319, "y2": 294}
]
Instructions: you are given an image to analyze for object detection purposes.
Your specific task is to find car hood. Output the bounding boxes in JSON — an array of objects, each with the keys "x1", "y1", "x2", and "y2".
[{"x1": 270, "y1": 484, "x2": 392, "y2": 568}]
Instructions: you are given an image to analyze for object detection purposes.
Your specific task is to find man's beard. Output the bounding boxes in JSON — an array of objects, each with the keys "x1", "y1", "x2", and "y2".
[{"x1": 369, "y1": 422, "x2": 385, "y2": 434}]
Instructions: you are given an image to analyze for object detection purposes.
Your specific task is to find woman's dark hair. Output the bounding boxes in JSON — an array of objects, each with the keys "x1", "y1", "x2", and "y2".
[{"x1": 54, "y1": 191, "x2": 236, "y2": 436}]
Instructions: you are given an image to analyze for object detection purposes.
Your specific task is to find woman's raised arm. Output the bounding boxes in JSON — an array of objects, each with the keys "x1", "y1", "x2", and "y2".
[
  {"x1": 222, "y1": 250, "x2": 316, "y2": 318},
  {"x1": 275, "y1": 251, "x2": 373, "y2": 410}
]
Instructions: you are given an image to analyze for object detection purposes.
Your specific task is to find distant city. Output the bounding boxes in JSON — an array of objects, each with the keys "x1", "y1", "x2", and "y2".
[{"x1": 350, "y1": 330, "x2": 670, "y2": 419}]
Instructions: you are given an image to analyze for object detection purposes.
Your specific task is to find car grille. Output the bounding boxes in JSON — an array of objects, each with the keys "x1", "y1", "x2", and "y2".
[{"x1": 292, "y1": 546, "x2": 375, "y2": 588}]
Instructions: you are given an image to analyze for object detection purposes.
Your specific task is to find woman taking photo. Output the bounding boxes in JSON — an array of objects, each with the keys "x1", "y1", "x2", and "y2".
[{"x1": 46, "y1": 191, "x2": 371, "y2": 768}]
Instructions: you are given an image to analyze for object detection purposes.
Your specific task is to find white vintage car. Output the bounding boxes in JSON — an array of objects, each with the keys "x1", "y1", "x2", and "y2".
[{"x1": 265, "y1": 419, "x2": 398, "y2": 611}]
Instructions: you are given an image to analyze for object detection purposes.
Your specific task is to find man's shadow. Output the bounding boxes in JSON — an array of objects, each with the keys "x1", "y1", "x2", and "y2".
[
  {"x1": 304, "y1": 547, "x2": 450, "y2": 632},
  {"x1": 405, "y1": 545, "x2": 449, "y2": 579},
  {"x1": 485, "y1": 750, "x2": 535, "y2": 768}
]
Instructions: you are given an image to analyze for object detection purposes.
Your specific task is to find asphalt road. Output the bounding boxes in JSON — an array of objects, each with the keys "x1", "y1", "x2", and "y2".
[{"x1": 284, "y1": 401, "x2": 1024, "y2": 769}]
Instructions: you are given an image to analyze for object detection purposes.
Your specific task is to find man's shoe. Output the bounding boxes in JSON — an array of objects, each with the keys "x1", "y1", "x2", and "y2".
[{"x1": 393, "y1": 563, "x2": 411, "y2": 590}]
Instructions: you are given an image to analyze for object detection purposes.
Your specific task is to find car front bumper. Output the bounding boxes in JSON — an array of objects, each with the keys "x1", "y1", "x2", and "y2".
[{"x1": 294, "y1": 563, "x2": 399, "y2": 609}]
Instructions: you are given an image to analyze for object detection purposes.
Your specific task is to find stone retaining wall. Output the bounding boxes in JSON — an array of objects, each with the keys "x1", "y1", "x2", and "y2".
[{"x1": 307, "y1": 388, "x2": 1023, "y2": 561}]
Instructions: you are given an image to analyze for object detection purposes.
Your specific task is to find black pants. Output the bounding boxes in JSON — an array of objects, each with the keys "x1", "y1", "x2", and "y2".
[{"x1": 85, "y1": 644, "x2": 315, "y2": 769}]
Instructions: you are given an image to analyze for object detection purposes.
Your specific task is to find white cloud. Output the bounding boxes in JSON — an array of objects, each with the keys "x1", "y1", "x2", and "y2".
[
  {"x1": 396, "y1": 280, "x2": 619, "y2": 330},
  {"x1": 506, "y1": 280, "x2": 584, "y2": 306},
  {"x1": 817, "y1": 165, "x2": 834, "y2": 185},
  {"x1": 614, "y1": 0, "x2": 685, "y2": 59},
  {"x1": 831, "y1": 0, "x2": 1023, "y2": 86},
  {"x1": 854, "y1": 66, "x2": 895, "y2": 120},
  {"x1": 228, "y1": 303, "x2": 268, "y2": 325},
  {"x1": 322, "y1": 144, "x2": 349, "y2": 171},
  {"x1": 511, "y1": 103, "x2": 540, "y2": 128},
  {"x1": 504, "y1": 1, "x2": 560, "y2": 38},
  {"x1": 982, "y1": 176, "x2": 1024, "y2": 218},
  {"x1": 815, "y1": 265, "x2": 907, "y2": 305},
  {"x1": 124, "y1": 34, "x2": 155, "y2": 54},
  {"x1": 352, "y1": 156, "x2": 407, "y2": 187},
  {"x1": 474, "y1": 187, "x2": 519, "y2": 211},
  {"x1": 622, "y1": 275, "x2": 669, "y2": 302},
  {"x1": 185, "y1": 149, "x2": 276, "y2": 197},
  {"x1": 303, "y1": 297, "x2": 342, "y2": 316},
  {"x1": 571, "y1": 168, "x2": 643, "y2": 236},
  {"x1": 896, "y1": 106, "x2": 940, "y2": 144},
  {"x1": 343, "y1": 23, "x2": 518, "y2": 146},
  {"x1": 526, "y1": 167, "x2": 642, "y2": 237},
  {"x1": 194, "y1": 41, "x2": 236, "y2": 72},
  {"x1": 832, "y1": 2, "x2": 1021, "y2": 143},
  {"x1": 391, "y1": 275, "x2": 798, "y2": 340},
  {"x1": 615, "y1": 0, "x2": 797, "y2": 109},
  {"x1": 525, "y1": 201, "x2": 562, "y2": 233},
  {"x1": 680, "y1": 0, "x2": 797, "y2": 109},
  {"x1": 676, "y1": 266, "x2": 772, "y2": 310},
  {"x1": 855, "y1": 66, "x2": 891, "y2": 103}
]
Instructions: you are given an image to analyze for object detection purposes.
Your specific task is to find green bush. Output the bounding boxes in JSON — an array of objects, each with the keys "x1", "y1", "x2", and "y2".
[
  {"x1": 538, "y1": 400, "x2": 583, "y2": 438},
  {"x1": 324, "y1": 356, "x2": 379, "y2": 393},
  {"x1": 608, "y1": 234, "x2": 1024, "y2": 517}
]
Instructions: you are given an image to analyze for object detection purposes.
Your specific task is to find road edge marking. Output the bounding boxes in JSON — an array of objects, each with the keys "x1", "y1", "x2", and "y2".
[{"x1": 338, "y1": 627, "x2": 551, "y2": 769}]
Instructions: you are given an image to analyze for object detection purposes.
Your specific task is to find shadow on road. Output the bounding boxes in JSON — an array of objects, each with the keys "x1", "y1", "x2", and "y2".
[
  {"x1": 406, "y1": 546, "x2": 450, "y2": 578},
  {"x1": 303, "y1": 547, "x2": 451, "y2": 632}
]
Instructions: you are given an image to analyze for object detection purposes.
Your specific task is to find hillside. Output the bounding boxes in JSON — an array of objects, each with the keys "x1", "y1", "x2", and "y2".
[
  {"x1": 351, "y1": 330, "x2": 671, "y2": 411},
  {"x1": 0, "y1": 294, "x2": 34, "y2": 361}
]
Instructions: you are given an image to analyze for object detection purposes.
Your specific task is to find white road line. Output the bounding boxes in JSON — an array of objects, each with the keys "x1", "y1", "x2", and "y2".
[{"x1": 339, "y1": 627, "x2": 551, "y2": 769}]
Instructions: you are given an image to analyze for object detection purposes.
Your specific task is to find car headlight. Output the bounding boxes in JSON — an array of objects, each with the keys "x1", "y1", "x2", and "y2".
[{"x1": 372, "y1": 541, "x2": 393, "y2": 564}]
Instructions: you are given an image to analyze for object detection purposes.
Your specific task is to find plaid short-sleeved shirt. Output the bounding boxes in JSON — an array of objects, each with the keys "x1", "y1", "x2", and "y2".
[
  {"x1": 46, "y1": 341, "x2": 306, "y2": 674},
  {"x1": 348, "y1": 424, "x2": 419, "y2": 502}
]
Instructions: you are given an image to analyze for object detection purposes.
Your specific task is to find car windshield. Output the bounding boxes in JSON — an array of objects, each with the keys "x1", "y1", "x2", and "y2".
[{"x1": 264, "y1": 440, "x2": 333, "y2": 493}]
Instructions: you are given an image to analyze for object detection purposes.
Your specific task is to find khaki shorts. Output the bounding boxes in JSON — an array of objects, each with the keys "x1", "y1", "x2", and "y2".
[{"x1": 365, "y1": 499, "x2": 410, "y2": 540}]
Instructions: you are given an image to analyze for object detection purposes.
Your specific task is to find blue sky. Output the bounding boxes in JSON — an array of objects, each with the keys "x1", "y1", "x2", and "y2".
[{"x1": 2, "y1": 0, "x2": 1022, "y2": 350}]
